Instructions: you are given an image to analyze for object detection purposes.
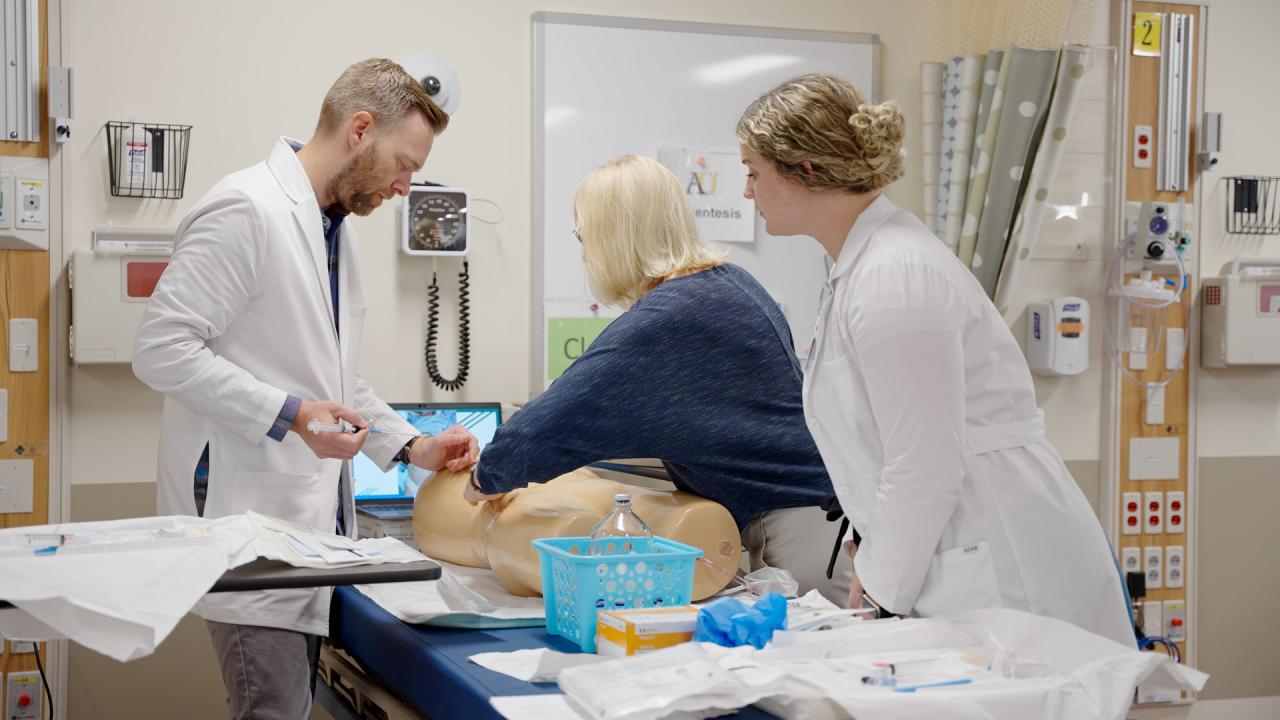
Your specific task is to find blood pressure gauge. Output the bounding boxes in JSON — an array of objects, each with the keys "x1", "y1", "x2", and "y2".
[{"x1": 401, "y1": 186, "x2": 470, "y2": 256}]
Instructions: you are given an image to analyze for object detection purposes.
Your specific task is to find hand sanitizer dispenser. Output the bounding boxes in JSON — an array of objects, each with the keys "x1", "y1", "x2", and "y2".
[{"x1": 1027, "y1": 297, "x2": 1089, "y2": 376}]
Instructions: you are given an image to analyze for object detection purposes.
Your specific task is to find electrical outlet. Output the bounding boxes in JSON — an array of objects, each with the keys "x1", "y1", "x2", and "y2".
[
  {"x1": 1142, "y1": 600, "x2": 1163, "y2": 639},
  {"x1": 1144, "y1": 546, "x2": 1163, "y2": 589},
  {"x1": 1121, "y1": 546, "x2": 1141, "y2": 574},
  {"x1": 1122, "y1": 492, "x2": 1142, "y2": 535},
  {"x1": 1164, "y1": 600, "x2": 1186, "y2": 642},
  {"x1": 1166, "y1": 491, "x2": 1186, "y2": 534},
  {"x1": 1166, "y1": 545, "x2": 1185, "y2": 588},
  {"x1": 5, "y1": 671, "x2": 41, "y2": 719},
  {"x1": 1133, "y1": 124, "x2": 1154, "y2": 169},
  {"x1": 1145, "y1": 491, "x2": 1164, "y2": 534}
]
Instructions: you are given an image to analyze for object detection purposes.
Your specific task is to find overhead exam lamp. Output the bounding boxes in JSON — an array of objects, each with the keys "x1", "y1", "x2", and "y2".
[{"x1": 399, "y1": 54, "x2": 461, "y2": 116}]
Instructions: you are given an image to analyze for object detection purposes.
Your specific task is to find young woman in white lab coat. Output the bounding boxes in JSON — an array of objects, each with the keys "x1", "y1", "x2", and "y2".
[{"x1": 737, "y1": 74, "x2": 1134, "y2": 646}]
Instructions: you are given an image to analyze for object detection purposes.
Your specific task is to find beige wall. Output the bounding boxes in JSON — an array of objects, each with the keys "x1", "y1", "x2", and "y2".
[
  {"x1": 1190, "y1": 0, "x2": 1280, "y2": 699},
  {"x1": 63, "y1": 0, "x2": 926, "y2": 491},
  {"x1": 1195, "y1": 0, "x2": 1280, "y2": 457},
  {"x1": 57, "y1": 0, "x2": 1280, "y2": 713},
  {"x1": 61, "y1": 0, "x2": 924, "y2": 716}
]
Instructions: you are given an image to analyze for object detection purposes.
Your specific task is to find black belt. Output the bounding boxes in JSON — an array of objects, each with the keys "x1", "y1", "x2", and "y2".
[{"x1": 820, "y1": 494, "x2": 861, "y2": 580}]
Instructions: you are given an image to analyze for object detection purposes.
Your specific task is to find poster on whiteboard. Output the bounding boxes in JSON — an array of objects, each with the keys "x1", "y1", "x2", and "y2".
[{"x1": 657, "y1": 146, "x2": 754, "y2": 243}]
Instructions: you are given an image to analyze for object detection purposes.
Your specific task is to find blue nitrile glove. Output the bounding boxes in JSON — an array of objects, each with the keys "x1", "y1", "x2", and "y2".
[{"x1": 692, "y1": 592, "x2": 788, "y2": 649}]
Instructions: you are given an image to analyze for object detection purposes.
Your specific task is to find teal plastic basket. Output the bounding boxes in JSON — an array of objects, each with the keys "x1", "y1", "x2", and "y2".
[{"x1": 532, "y1": 536, "x2": 702, "y2": 652}]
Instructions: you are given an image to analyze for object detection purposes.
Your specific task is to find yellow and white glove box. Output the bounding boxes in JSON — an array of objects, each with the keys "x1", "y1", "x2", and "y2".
[{"x1": 596, "y1": 605, "x2": 699, "y2": 657}]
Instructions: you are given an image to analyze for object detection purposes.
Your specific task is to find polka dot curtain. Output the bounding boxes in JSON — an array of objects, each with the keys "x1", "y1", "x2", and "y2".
[
  {"x1": 993, "y1": 45, "x2": 1094, "y2": 316},
  {"x1": 956, "y1": 50, "x2": 1005, "y2": 267},
  {"x1": 970, "y1": 46, "x2": 1060, "y2": 297},
  {"x1": 917, "y1": 0, "x2": 1098, "y2": 306}
]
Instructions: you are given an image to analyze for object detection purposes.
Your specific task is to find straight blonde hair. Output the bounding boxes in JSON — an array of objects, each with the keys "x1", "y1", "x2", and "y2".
[{"x1": 574, "y1": 155, "x2": 726, "y2": 306}]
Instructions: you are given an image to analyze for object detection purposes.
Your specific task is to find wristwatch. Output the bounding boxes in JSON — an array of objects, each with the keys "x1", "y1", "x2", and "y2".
[
  {"x1": 859, "y1": 593, "x2": 896, "y2": 619},
  {"x1": 393, "y1": 435, "x2": 421, "y2": 465}
]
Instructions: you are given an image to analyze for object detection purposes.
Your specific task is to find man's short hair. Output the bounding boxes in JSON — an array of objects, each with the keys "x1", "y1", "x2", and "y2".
[{"x1": 317, "y1": 58, "x2": 449, "y2": 136}]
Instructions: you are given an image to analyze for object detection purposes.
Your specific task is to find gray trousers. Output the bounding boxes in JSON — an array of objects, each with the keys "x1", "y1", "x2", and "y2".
[
  {"x1": 742, "y1": 505, "x2": 854, "y2": 606},
  {"x1": 206, "y1": 620, "x2": 321, "y2": 720}
]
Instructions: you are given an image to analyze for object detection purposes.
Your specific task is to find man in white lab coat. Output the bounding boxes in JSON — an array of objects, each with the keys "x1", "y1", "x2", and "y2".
[{"x1": 134, "y1": 58, "x2": 478, "y2": 719}]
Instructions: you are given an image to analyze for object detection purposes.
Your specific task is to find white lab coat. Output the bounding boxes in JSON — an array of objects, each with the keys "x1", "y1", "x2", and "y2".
[
  {"x1": 803, "y1": 194, "x2": 1133, "y2": 646},
  {"x1": 133, "y1": 137, "x2": 417, "y2": 635}
]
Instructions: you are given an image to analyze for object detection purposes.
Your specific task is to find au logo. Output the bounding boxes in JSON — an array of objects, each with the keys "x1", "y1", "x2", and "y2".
[{"x1": 686, "y1": 171, "x2": 719, "y2": 195}]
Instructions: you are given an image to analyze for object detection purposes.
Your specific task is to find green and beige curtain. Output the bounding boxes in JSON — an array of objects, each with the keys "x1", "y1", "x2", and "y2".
[{"x1": 921, "y1": 44, "x2": 1093, "y2": 312}]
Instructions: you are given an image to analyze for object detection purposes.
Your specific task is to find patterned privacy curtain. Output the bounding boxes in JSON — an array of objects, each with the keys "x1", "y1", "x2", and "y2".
[
  {"x1": 956, "y1": 50, "x2": 1005, "y2": 266},
  {"x1": 992, "y1": 45, "x2": 1093, "y2": 315},
  {"x1": 918, "y1": 0, "x2": 1097, "y2": 307},
  {"x1": 942, "y1": 56, "x2": 981, "y2": 252},
  {"x1": 969, "y1": 46, "x2": 1060, "y2": 296},
  {"x1": 921, "y1": 63, "x2": 944, "y2": 234}
]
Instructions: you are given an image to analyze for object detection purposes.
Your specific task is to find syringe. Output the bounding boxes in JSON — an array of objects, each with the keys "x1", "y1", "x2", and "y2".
[{"x1": 305, "y1": 419, "x2": 416, "y2": 437}]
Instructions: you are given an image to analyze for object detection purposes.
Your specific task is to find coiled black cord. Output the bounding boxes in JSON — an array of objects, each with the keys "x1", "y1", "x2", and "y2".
[{"x1": 425, "y1": 261, "x2": 470, "y2": 391}]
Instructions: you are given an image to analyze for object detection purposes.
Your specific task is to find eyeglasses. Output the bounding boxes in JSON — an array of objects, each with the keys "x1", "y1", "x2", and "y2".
[{"x1": 571, "y1": 224, "x2": 582, "y2": 243}]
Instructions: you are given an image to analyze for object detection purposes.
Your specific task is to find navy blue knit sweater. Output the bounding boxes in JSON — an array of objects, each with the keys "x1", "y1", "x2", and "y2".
[{"x1": 475, "y1": 264, "x2": 833, "y2": 528}]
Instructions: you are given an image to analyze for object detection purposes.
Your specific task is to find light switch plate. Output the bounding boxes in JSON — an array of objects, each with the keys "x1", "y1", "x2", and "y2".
[
  {"x1": 1165, "y1": 327, "x2": 1186, "y2": 370},
  {"x1": 1129, "y1": 327, "x2": 1148, "y2": 370},
  {"x1": 0, "y1": 459, "x2": 34, "y2": 514},
  {"x1": 1142, "y1": 600, "x2": 1163, "y2": 639},
  {"x1": 8, "y1": 319, "x2": 37, "y2": 372},
  {"x1": 1145, "y1": 385, "x2": 1166, "y2": 425},
  {"x1": 1129, "y1": 437, "x2": 1180, "y2": 480}
]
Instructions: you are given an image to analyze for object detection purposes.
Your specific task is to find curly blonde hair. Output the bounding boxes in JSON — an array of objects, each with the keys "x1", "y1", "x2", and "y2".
[
  {"x1": 737, "y1": 74, "x2": 905, "y2": 194},
  {"x1": 573, "y1": 155, "x2": 727, "y2": 307}
]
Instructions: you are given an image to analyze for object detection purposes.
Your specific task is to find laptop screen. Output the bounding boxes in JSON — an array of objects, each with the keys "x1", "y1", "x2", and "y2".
[{"x1": 351, "y1": 403, "x2": 502, "y2": 502}]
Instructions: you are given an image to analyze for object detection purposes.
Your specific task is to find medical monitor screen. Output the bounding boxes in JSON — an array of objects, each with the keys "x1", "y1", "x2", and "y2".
[{"x1": 351, "y1": 403, "x2": 501, "y2": 502}]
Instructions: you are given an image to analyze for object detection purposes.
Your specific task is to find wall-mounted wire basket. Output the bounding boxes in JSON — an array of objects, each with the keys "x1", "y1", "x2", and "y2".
[
  {"x1": 106, "y1": 121, "x2": 192, "y2": 199},
  {"x1": 1225, "y1": 176, "x2": 1280, "y2": 236}
]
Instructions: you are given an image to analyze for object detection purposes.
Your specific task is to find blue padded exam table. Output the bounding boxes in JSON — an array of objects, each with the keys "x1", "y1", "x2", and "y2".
[{"x1": 329, "y1": 586, "x2": 777, "y2": 720}]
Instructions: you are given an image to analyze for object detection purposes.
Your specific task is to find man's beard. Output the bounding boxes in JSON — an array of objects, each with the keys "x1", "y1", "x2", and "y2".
[{"x1": 327, "y1": 143, "x2": 383, "y2": 216}]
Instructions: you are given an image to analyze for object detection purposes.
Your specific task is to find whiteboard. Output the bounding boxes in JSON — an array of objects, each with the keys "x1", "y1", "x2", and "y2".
[{"x1": 532, "y1": 12, "x2": 879, "y2": 391}]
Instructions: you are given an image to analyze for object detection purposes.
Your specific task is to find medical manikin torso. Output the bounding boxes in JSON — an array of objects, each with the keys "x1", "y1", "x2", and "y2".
[{"x1": 412, "y1": 468, "x2": 740, "y2": 599}]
